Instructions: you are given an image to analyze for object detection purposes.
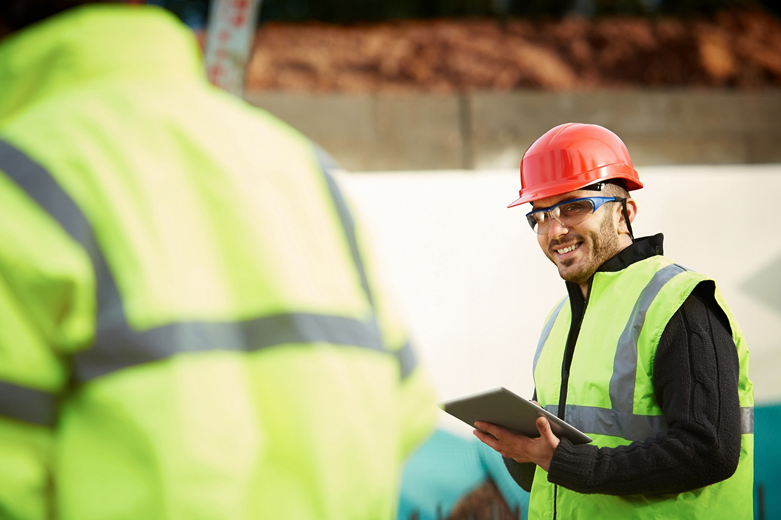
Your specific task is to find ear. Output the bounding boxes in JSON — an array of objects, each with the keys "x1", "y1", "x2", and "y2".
[
  {"x1": 625, "y1": 198, "x2": 637, "y2": 223},
  {"x1": 617, "y1": 198, "x2": 637, "y2": 235}
]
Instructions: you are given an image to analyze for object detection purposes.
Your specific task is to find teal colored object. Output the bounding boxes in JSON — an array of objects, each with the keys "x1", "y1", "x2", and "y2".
[
  {"x1": 398, "y1": 429, "x2": 530, "y2": 520},
  {"x1": 755, "y1": 403, "x2": 781, "y2": 519}
]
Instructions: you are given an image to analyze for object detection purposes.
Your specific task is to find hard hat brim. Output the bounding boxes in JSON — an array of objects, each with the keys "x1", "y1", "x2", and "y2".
[{"x1": 507, "y1": 166, "x2": 643, "y2": 209}]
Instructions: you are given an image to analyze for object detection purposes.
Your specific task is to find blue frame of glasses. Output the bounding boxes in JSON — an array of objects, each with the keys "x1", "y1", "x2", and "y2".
[{"x1": 525, "y1": 196, "x2": 624, "y2": 232}]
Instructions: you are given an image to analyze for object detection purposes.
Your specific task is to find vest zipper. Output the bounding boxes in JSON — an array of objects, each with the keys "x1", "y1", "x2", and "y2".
[
  {"x1": 557, "y1": 279, "x2": 592, "y2": 421},
  {"x1": 552, "y1": 280, "x2": 592, "y2": 519}
]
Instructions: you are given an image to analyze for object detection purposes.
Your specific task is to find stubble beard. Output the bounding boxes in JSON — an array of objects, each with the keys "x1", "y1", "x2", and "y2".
[{"x1": 552, "y1": 212, "x2": 622, "y2": 286}]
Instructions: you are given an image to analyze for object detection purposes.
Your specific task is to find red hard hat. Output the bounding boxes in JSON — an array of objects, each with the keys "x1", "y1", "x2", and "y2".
[{"x1": 507, "y1": 123, "x2": 643, "y2": 208}]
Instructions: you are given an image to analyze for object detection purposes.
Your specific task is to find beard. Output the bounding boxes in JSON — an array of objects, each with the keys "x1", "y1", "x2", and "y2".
[{"x1": 549, "y1": 211, "x2": 622, "y2": 286}]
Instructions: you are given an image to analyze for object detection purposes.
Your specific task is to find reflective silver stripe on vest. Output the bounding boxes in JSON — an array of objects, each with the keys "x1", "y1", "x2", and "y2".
[
  {"x1": 609, "y1": 264, "x2": 686, "y2": 414},
  {"x1": 543, "y1": 263, "x2": 756, "y2": 442},
  {"x1": 533, "y1": 298, "x2": 567, "y2": 374},
  {"x1": 544, "y1": 404, "x2": 755, "y2": 440},
  {"x1": 534, "y1": 260, "x2": 752, "y2": 441},
  {"x1": 545, "y1": 404, "x2": 668, "y2": 442},
  {"x1": 0, "y1": 381, "x2": 58, "y2": 427},
  {"x1": 1, "y1": 140, "x2": 415, "y2": 392},
  {"x1": 741, "y1": 406, "x2": 754, "y2": 434}
]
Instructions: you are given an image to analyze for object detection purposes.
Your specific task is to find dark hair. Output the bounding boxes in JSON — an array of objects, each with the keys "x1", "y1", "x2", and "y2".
[
  {"x1": 583, "y1": 179, "x2": 630, "y2": 198},
  {"x1": 0, "y1": 0, "x2": 114, "y2": 31}
]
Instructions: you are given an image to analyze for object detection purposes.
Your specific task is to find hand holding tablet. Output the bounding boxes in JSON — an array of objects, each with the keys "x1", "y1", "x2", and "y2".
[{"x1": 440, "y1": 387, "x2": 592, "y2": 445}]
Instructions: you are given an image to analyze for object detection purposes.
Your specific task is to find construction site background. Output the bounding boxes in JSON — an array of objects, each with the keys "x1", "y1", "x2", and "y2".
[
  {"x1": 245, "y1": 10, "x2": 781, "y2": 92},
  {"x1": 238, "y1": 7, "x2": 781, "y2": 171}
]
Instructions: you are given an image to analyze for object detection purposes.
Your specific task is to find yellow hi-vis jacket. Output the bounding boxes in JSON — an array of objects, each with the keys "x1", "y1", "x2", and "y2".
[
  {"x1": 531, "y1": 255, "x2": 753, "y2": 519},
  {"x1": 0, "y1": 5, "x2": 436, "y2": 519}
]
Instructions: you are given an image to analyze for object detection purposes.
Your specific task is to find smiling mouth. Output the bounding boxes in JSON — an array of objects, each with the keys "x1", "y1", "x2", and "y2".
[{"x1": 555, "y1": 243, "x2": 581, "y2": 255}]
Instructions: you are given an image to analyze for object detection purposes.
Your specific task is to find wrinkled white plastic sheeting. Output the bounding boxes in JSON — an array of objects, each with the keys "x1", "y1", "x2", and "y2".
[{"x1": 339, "y1": 165, "x2": 781, "y2": 434}]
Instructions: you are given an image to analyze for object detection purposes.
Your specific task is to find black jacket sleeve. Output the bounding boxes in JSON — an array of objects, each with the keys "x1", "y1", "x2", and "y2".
[
  {"x1": 503, "y1": 457, "x2": 536, "y2": 492},
  {"x1": 542, "y1": 282, "x2": 742, "y2": 495}
]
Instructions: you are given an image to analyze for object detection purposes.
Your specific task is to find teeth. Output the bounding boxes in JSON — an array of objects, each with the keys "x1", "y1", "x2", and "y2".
[{"x1": 556, "y1": 244, "x2": 579, "y2": 254}]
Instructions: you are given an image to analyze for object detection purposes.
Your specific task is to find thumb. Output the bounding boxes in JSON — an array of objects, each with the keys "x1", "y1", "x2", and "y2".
[{"x1": 536, "y1": 416, "x2": 555, "y2": 441}]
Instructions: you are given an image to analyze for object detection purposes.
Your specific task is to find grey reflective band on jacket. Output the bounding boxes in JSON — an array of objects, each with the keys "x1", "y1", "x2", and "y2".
[
  {"x1": 77, "y1": 316, "x2": 415, "y2": 383},
  {"x1": 0, "y1": 380, "x2": 58, "y2": 427},
  {"x1": 0, "y1": 141, "x2": 92, "y2": 246},
  {"x1": 313, "y1": 145, "x2": 419, "y2": 380},
  {"x1": 532, "y1": 297, "x2": 567, "y2": 374},
  {"x1": 394, "y1": 341, "x2": 417, "y2": 380},
  {"x1": 609, "y1": 264, "x2": 687, "y2": 415},
  {"x1": 0, "y1": 140, "x2": 416, "y2": 406},
  {"x1": 0, "y1": 140, "x2": 125, "y2": 321},
  {"x1": 315, "y1": 145, "x2": 375, "y2": 309},
  {"x1": 75, "y1": 312, "x2": 387, "y2": 382}
]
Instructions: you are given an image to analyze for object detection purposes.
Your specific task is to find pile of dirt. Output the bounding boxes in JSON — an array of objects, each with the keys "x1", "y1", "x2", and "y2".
[
  {"x1": 244, "y1": 10, "x2": 781, "y2": 92},
  {"x1": 445, "y1": 479, "x2": 520, "y2": 520}
]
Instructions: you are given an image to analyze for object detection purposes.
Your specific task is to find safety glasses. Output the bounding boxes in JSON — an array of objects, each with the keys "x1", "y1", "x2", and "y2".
[{"x1": 525, "y1": 196, "x2": 624, "y2": 234}]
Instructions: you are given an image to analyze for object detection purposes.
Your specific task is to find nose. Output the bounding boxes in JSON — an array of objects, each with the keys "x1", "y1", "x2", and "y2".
[{"x1": 546, "y1": 215, "x2": 569, "y2": 238}]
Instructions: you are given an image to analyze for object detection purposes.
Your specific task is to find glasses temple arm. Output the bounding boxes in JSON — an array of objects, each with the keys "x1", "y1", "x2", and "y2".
[{"x1": 621, "y1": 199, "x2": 635, "y2": 243}]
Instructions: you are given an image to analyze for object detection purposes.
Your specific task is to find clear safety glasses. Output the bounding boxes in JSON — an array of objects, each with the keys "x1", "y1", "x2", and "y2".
[{"x1": 525, "y1": 196, "x2": 624, "y2": 235}]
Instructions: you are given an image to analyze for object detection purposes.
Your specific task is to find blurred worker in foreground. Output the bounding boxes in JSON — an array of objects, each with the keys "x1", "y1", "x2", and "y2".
[
  {"x1": 474, "y1": 123, "x2": 753, "y2": 519},
  {"x1": 0, "y1": 1, "x2": 436, "y2": 518}
]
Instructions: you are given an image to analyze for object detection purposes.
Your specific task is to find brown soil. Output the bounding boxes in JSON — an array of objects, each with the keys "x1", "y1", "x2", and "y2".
[
  {"x1": 446, "y1": 479, "x2": 521, "y2": 520},
  {"x1": 244, "y1": 10, "x2": 781, "y2": 92}
]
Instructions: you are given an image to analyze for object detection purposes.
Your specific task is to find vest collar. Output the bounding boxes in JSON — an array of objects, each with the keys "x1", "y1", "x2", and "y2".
[{"x1": 564, "y1": 233, "x2": 665, "y2": 298}]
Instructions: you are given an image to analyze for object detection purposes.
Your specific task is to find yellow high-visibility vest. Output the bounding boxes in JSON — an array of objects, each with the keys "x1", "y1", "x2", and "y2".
[{"x1": 531, "y1": 255, "x2": 753, "y2": 519}]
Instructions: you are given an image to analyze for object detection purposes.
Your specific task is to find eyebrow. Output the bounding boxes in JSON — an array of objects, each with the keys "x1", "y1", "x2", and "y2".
[{"x1": 531, "y1": 196, "x2": 581, "y2": 211}]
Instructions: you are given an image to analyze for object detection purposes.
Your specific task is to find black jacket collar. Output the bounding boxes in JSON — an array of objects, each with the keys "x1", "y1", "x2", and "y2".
[{"x1": 597, "y1": 233, "x2": 664, "y2": 273}]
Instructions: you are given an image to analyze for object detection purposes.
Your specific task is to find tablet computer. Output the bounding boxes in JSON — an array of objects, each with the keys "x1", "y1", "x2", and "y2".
[{"x1": 440, "y1": 387, "x2": 592, "y2": 445}]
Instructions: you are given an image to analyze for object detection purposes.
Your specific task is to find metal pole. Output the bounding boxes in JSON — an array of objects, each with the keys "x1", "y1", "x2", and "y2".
[{"x1": 204, "y1": 0, "x2": 262, "y2": 96}]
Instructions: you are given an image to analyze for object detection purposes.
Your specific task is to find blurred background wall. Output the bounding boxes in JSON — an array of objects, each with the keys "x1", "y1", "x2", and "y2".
[
  {"x1": 246, "y1": 91, "x2": 781, "y2": 170},
  {"x1": 339, "y1": 166, "x2": 781, "y2": 410}
]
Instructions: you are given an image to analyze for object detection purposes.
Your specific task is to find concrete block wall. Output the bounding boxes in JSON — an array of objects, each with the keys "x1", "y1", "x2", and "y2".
[{"x1": 244, "y1": 90, "x2": 781, "y2": 171}]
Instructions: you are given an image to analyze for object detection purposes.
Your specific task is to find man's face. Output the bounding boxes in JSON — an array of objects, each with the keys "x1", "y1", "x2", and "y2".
[{"x1": 533, "y1": 189, "x2": 625, "y2": 286}]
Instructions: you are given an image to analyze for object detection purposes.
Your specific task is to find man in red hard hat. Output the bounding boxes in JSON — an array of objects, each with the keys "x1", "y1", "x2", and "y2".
[{"x1": 474, "y1": 123, "x2": 753, "y2": 519}]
